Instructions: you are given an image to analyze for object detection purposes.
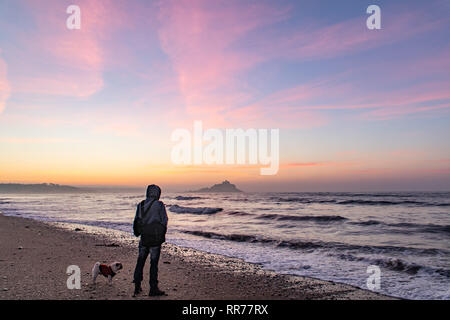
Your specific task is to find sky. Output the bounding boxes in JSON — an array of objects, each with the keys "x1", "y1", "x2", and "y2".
[{"x1": 0, "y1": 0, "x2": 449, "y2": 192}]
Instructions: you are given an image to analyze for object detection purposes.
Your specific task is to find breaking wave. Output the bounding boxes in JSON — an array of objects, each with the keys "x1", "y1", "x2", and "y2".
[
  {"x1": 351, "y1": 220, "x2": 450, "y2": 234},
  {"x1": 174, "y1": 196, "x2": 203, "y2": 200},
  {"x1": 256, "y1": 213, "x2": 347, "y2": 222},
  {"x1": 181, "y1": 230, "x2": 449, "y2": 256},
  {"x1": 169, "y1": 204, "x2": 223, "y2": 215},
  {"x1": 270, "y1": 197, "x2": 450, "y2": 207}
]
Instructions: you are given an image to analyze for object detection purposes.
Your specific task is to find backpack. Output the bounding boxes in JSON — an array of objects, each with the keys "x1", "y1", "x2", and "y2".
[{"x1": 137, "y1": 199, "x2": 166, "y2": 247}]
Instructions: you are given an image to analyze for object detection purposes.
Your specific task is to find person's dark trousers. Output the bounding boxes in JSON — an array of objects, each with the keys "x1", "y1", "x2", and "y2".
[{"x1": 133, "y1": 241, "x2": 161, "y2": 289}]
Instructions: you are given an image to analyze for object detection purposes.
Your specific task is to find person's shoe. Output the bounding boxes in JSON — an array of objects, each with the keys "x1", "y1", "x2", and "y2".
[
  {"x1": 133, "y1": 283, "x2": 142, "y2": 296},
  {"x1": 149, "y1": 287, "x2": 167, "y2": 296}
]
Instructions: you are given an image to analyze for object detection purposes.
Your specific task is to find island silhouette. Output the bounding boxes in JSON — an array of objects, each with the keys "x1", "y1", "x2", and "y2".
[
  {"x1": 0, "y1": 183, "x2": 81, "y2": 193},
  {"x1": 189, "y1": 180, "x2": 242, "y2": 193}
]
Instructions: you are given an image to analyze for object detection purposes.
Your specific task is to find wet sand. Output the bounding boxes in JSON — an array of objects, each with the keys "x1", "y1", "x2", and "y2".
[{"x1": 0, "y1": 213, "x2": 394, "y2": 300}]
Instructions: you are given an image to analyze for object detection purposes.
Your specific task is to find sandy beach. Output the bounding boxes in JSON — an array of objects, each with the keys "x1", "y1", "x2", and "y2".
[{"x1": 0, "y1": 213, "x2": 393, "y2": 300}]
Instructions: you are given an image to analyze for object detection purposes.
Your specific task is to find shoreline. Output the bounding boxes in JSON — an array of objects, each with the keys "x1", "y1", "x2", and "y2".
[{"x1": 0, "y1": 213, "x2": 394, "y2": 300}]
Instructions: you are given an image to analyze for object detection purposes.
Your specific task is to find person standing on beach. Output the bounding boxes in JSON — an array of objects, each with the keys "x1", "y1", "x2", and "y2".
[{"x1": 132, "y1": 184, "x2": 168, "y2": 296}]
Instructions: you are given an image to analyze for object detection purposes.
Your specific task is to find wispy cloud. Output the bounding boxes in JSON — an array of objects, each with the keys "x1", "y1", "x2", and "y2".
[
  {"x1": 283, "y1": 161, "x2": 359, "y2": 168},
  {"x1": 155, "y1": 1, "x2": 448, "y2": 128},
  {"x1": 156, "y1": 0, "x2": 289, "y2": 126},
  {"x1": 0, "y1": 51, "x2": 11, "y2": 114},
  {"x1": 8, "y1": 0, "x2": 127, "y2": 98},
  {"x1": 265, "y1": 10, "x2": 444, "y2": 61}
]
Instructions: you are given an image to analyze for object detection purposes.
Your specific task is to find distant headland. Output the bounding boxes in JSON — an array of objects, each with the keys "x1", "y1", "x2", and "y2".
[
  {"x1": 0, "y1": 183, "x2": 82, "y2": 193},
  {"x1": 189, "y1": 180, "x2": 242, "y2": 193}
]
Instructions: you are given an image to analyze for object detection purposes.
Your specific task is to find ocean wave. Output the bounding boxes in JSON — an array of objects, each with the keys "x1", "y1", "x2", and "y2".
[
  {"x1": 169, "y1": 204, "x2": 223, "y2": 215},
  {"x1": 270, "y1": 197, "x2": 332, "y2": 204},
  {"x1": 352, "y1": 220, "x2": 381, "y2": 226},
  {"x1": 351, "y1": 220, "x2": 450, "y2": 234},
  {"x1": 256, "y1": 213, "x2": 347, "y2": 223},
  {"x1": 174, "y1": 196, "x2": 203, "y2": 200},
  {"x1": 337, "y1": 253, "x2": 450, "y2": 278},
  {"x1": 226, "y1": 198, "x2": 250, "y2": 202},
  {"x1": 182, "y1": 230, "x2": 275, "y2": 243},
  {"x1": 226, "y1": 211, "x2": 252, "y2": 216},
  {"x1": 64, "y1": 219, "x2": 131, "y2": 228},
  {"x1": 336, "y1": 199, "x2": 447, "y2": 206},
  {"x1": 180, "y1": 230, "x2": 348, "y2": 251},
  {"x1": 122, "y1": 195, "x2": 143, "y2": 199},
  {"x1": 435, "y1": 203, "x2": 450, "y2": 207},
  {"x1": 270, "y1": 196, "x2": 450, "y2": 207},
  {"x1": 181, "y1": 229, "x2": 449, "y2": 256},
  {"x1": 375, "y1": 258, "x2": 422, "y2": 274}
]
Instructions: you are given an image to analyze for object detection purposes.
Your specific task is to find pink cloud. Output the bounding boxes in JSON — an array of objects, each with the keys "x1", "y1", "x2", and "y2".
[
  {"x1": 157, "y1": 0, "x2": 289, "y2": 124},
  {"x1": 224, "y1": 103, "x2": 328, "y2": 129},
  {"x1": 284, "y1": 162, "x2": 327, "y2": 167},
  {"x1": 10, "y1": 0, "x2": 127, "y2": 97},
  {"x1": 155, "y1": 1, "x2": 447, "y2": 128},
  {"x1": 240, "y1": 54, "x2": 450, "y2": 124},
  {"x1": 283, "y1": 161, "x2": 359, "y2": 168},
  {"x1": 15, "y1": 73, "x2": 103, "y2": 98},
  {"x1": 359, "y1": 82, "x2": 450, "y2": 120},
  {"x1": 155, "y1": 0, "x2": 332, "y2": 128},
  {"x1": 262, "y1": 9, "x2": 444, "y2": 62},
  {"x1": 0, "y1": 52, "x2": 11, "y2": 114}
]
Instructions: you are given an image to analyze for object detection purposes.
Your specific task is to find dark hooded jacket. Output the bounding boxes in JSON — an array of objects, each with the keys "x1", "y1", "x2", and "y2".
[{"x1": 133, "y1": 185, "x2": 168, "y2": 237}]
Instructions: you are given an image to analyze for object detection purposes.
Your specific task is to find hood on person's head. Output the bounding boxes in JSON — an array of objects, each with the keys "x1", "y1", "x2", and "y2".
[{"x1": 146, "y1": 184, "x2": 161, "y2": 200}]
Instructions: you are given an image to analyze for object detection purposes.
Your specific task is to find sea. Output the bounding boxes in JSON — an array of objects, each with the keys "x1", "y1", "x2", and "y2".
[{"x1": 1, "y1": 191, "x2": 449, "y2": 299}]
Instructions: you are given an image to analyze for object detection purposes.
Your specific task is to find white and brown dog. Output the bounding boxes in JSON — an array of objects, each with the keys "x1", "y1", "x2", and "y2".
[{"x1": 91, "y1": 261, "x2": 123, "y2": 285}]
